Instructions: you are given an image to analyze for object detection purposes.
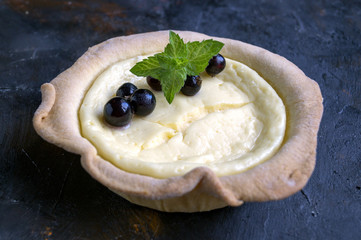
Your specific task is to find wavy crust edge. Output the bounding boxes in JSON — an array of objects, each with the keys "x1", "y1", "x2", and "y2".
[{"x1": 33, "y1": 30, "x2": 323, "y2": 212}]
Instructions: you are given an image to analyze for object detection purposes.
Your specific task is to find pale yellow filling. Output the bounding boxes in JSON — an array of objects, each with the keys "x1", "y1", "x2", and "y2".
[{"x1": 79, "y1": 56, "x2": 286, "y2": 178}]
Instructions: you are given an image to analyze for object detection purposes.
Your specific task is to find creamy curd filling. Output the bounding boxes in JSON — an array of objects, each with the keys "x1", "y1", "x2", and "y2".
[{"x1": 79, "y1": 56, "x2": 286, "y2": 178}]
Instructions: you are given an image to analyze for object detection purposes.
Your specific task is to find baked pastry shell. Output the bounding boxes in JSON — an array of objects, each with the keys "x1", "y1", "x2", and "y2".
[{"x1": 33, "y1": 30, "x2": 323, "y2": 212}]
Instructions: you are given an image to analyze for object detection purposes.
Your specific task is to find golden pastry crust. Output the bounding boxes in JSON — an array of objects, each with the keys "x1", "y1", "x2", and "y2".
[{"x1": 33, "y1": 30, "x2": 323, "y2": 212}]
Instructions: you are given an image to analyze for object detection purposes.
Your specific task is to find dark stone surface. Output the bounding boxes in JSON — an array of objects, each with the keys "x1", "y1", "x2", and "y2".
[{"x1": 1, "y1": 0, "x2": 360, "y2": 239}]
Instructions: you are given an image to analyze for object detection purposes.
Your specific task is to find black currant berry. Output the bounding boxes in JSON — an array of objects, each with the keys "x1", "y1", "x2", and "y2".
[
  {"x1": 181, "y1": 75, "x2": 202, "y2": 96},
  {"x1": 147, "y1": 76, "x2": 162, "y2": 91},
  {"x1": 116, "y1": 82, "x2": 138, "y2": 99},
  {"x1": 206, "y1": 54, "x2": 226, "y2": 77},
  {"x1": 103, "y1": 97, "x2": 133, "y2": 127},
  {"x1": 130, "y1": 89, "x2": 156, "y2": 116}
]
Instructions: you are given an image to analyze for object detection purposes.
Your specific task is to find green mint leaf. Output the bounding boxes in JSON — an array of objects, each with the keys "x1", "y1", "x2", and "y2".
[
  {"x1": 164, "y1": 31, "x2": 187, "y2": 58},
  {"x1": 185, "y1": 39, "x2": 224, "y2": 75},
  {"x1": 157, "y1": 53, "x2": 188, "y2": 70},
  {"x1": 130, "y1": 31, "x2": 224, "y2": 104},
  {"x1": 129, "y1": 54, "x2": 162, "y2": 78},
  {"x1": 159, "y1": 68, "x2": 187, "y2": 103}
]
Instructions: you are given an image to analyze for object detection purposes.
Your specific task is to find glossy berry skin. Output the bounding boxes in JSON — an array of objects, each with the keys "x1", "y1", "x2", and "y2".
[
  {"x1": 116, "y1": 82, "x2": 138, "y2": 99},
  {"x1": 181, "y1": 75, "x2": 202, "y2": 96},
  {"x1": 103, "y1": 97, "x2": 133, "y2": 127},
  {"x1": 146, "y1": 76, "x2": 162, "y2": 91},
  {"x1": 206, "y1": 54, "x2": 226, "y2": 77},
  {"x1": 130, "y1": 89, "x2": 156, "y2": 116}
]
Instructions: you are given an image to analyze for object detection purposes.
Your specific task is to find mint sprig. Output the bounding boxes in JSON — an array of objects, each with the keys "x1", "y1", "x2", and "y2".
[{"x1": 130, "y1": 31, "x2": 224, "y2": 104}]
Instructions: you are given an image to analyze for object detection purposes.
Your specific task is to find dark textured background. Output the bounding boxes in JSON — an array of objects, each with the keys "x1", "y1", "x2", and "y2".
[{"x1": 1, "y1": 0, "x2": 360, "y2": 239}]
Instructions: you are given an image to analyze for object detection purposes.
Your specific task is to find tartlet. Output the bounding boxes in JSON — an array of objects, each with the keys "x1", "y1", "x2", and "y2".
[{"x1": 33, "y1": 30, "x2": 323, "y2": 212}]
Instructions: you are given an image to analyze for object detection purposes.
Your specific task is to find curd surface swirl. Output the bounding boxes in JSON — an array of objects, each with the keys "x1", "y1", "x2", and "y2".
[{"x1": 79, "y1": 56, "x2": 286, "y2": 178}]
